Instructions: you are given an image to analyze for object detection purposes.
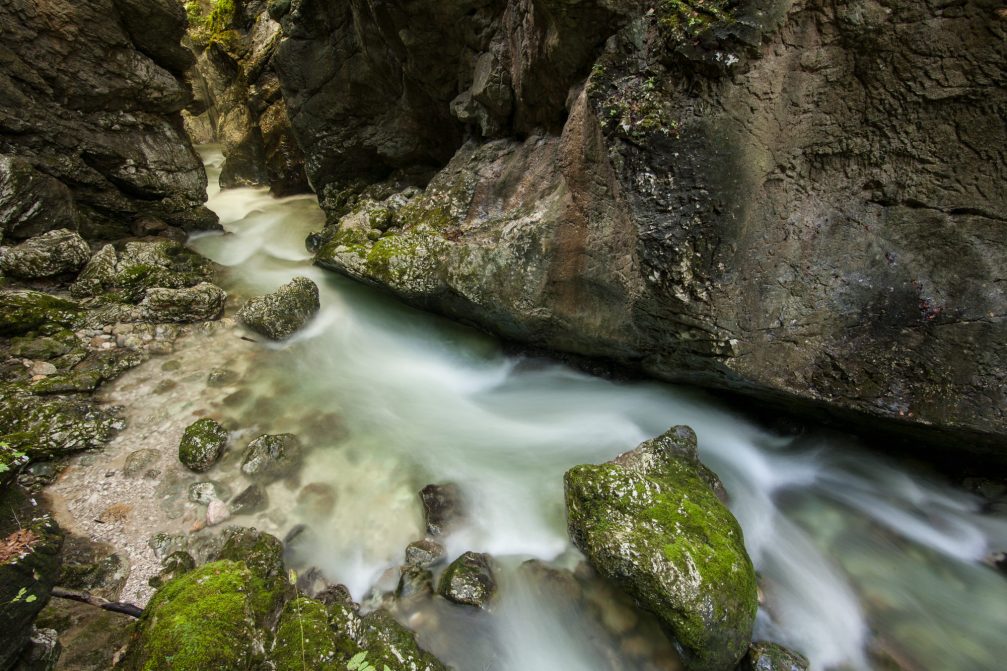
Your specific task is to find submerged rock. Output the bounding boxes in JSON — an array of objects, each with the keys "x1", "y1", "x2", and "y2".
[
  {"x1": 419, "y1": 482, "x2": 464, "y2": 536},
  {"x1": 0, "y1": 229, "x2": 90, "y2": 279},
  {"x1": 178, "y1": 418, "x2": 228, "y2": 472},
  {"x1": 237, "y1": 277, "x2": 320, "y2": 340},
  {"x1": 564, "y1": 426, "x2": 757, "y2": 671},
  {"x1": 240, "y1": 433, "x2": 303, "y2": 481},
  {"x1": 740, "y1": 642, "x2": 809, "y2": 671},
  {"x1": 405, "y1": 538, "x2": 446, "y2": 569},
  {"x1": 230, "y1": 484, "x2": 269, "y2": 515},
  {"x1": 139, "y1": 282, "x2": 227, "y2": 323},
  {"x1": 438, "y1": 551, "x2": 496, "y2": 608}
]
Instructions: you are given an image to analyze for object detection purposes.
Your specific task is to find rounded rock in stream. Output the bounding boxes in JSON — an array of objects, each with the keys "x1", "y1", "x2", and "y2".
[
  {"x1": 740, "y1": 642, "x2": 809, "y2": 671},
  {"x1": 564, "y1": 425, "x2": 758, "y2": 671},
  {"x1": 437, "y1": 551, "x2": 496, "y2": 608},
  {"x1": 405, "y1": 538, "x2": 445, "y2": 568},
  {"x1": 241, "y1": 433, "x2": 303, "y2": 481},
  {"x1": 0, "y1": 228, "x2": 90, "y2": 278},
  {"x1": 236, "y1": 276, "x2": 320, "y2": 340},
  {"x1": 419, "y1": 482, "x2": 464, "y2": 536},
  {"x1": 178, "y1": 418, "x2": 228, "y2": 472}
]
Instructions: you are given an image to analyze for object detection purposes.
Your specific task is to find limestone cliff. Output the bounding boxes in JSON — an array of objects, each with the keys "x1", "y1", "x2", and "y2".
[
  {"x1": 0, "y1": 0, "x2": 217, "y2": 241},
  {"x1": 274, "y1": 0, "x2": 1007, "y2": 455}
]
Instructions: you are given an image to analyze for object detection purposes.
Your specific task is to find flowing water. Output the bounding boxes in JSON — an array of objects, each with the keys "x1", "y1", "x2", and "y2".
[{"x1": 123, "y1": 147, "x2": 1007, "y2": 670}]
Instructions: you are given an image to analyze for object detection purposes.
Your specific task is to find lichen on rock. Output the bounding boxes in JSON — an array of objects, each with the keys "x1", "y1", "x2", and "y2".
[
  {"x1": 178, "y1": 418, "x2": 229, "y2": 472},
  {"x1": 564, "y1": 425, "x2": 757, "y2": 671},
  {"x1": 0, "y1": 229, "x2": 90, "y2": 279}
]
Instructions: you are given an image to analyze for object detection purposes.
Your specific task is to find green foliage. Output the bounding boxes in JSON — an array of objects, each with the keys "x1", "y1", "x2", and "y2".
[
  {"x1": 185, "y1": 0, "x2": 240, "y2": 51},
  {"x1": 0, "y1": 441, "x2": 27, "y2": 475},
  {"x1": 8, "y1": 587, "x2": 37, "y2": 604},
  {"x1": 346, "y1": 651, "x2": 394, "y2": 671},
  {"x1": 658, "y1": 0, "x2": 734, "y2": 41}
]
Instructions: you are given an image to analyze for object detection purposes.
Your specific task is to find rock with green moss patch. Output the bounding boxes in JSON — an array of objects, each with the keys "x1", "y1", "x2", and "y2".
[
  {"x1": 237, "y1": 277, "x2": 320, "y2": 340},
  {"x1": 240, "y1": 433, "x2": 303, "y2": 481},
  {"x1": 0, "y1": 291, "x2": 82, "y2": 337},
  {"x1": 0, "y1": 516, "x2": 64, "y2": 670},
  {"x1": 0, "y1": 388, "x2": 124, "y2": 460},
  {"x1": 215, "y1": 528, "x2": 286, "y2": 589},
  {"x1": 148, "y1": 551, "x2": 196, "y2": 590},
  {"x1": 270, "y1": 597, "x2": 343, "y2": 670},
  {"x1": 120, "y1": 561, "x2": 276, "y2": 671},
  {"x1": 178, "y1": 418, "x2": 228, "y2": 472},
  {"x1": 740, "y1": 641, "x2": 809, "y2": 671},
  {"x1": 69, "y1": 245, "x2": 118, "y2": 298},
  {"x1": 139, "y1": 282, "x2": 227, "y2": 323},
  {"x1": 0, "y1": 229, "x2": 90, "y2": 279},
  {"x1": 438, "y1": 551, "x2": 496, "y2": 608},
  {"x1": 564, "y1": 425, "x2": 757, "y2": 671}
]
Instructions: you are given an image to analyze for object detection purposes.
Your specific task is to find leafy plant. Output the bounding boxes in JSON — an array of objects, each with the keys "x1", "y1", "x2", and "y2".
[
  {"x1": 9, "y1": 587, "x2": 37, "y2": 604},
  {"x1": 346, "y1": 651, "x2": 394, "y2": 671}
]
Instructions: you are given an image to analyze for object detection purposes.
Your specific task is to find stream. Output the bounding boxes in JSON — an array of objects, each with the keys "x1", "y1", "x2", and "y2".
[{"x1": 55, "y1": 147, "x2": 1007, "y2": 671}]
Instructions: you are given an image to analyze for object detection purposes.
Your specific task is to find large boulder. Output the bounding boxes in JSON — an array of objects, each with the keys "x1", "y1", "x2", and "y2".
[
  {"x1": 178, "y1": 418, "x2": 229, "y2": 472},
  {"x1": 237, "y1": 276, "x2": 319, "y2": 340},
  {"x1": 564, "y1": 426, "x2": 757, "y2": 671},
  {"x1": 280, "y1": 0, "x2": 1007, "y2": 457},
  {"x1": 139, "y1": 282, "x2": 227, "y2": 323},
  {"x1": 0, "y1": 0, "x2": 216, "y2": 236},
  {"x1": 0, "y1": 229, "x2": 90, "y2": 279},
  {"x1": 0, "y1": 517, "x2": 64, "y2": 670},
  {"x1": 0, "y1": 155, "x2": 79, "y2": 242}
]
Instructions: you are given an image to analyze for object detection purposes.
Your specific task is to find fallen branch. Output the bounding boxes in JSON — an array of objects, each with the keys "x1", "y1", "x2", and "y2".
[{"x1": 51, "y1": 586, "x2": 143, "y2": 618}]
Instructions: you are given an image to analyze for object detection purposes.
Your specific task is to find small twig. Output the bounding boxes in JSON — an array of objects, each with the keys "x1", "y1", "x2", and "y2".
[{"x1": 51, "y1": 586, "x2": 143, "y2": 618}]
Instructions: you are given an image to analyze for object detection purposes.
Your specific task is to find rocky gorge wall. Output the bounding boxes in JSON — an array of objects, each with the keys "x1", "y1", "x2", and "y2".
[
  {"x1": 274, "y1": 0, "x2": 1007, "y2": 457},
  {"x1": 0, "y1": 0, "x2": 217, "y2": 241},
  {"x1": 182, "y1": 0, "x2": 309, "y2": 195}
]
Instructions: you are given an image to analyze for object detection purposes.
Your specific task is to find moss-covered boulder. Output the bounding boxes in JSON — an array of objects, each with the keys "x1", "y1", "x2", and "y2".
[
  {"x1": 120, "y1": 561, "x2": 276, "y2": 671},
  {"x1": 215, "y1": 528, "x2": 287, "y2": 591},
  {"x1": 325, "y1": 598, "x2": 447, "y2": 671},
  {"x1": 139, "y1": 282, "x2": 226, "y2": 323},
  {"x1": 270, "y1": 597, "x2": 343, "y2": 671},
  {"x1": 0, "y1": 517, "x2": 64, "y2": 670},
  {"x1": 178, "y1": 418, "x2": 228, "y2": 472},
  {"x1": 0, "y1": 388, "x2": 124, "y2": 461},
  {"x1": 437, "y1": 551, "x2": 496, "y2": 608},
  {"x1": 564, "y1": 425, "x2": 757, "y2": 671},
  {"x1": 68, "y1": 244, "x2": 118, "y2": 298},
  {"x1": 0, "y1": 229, "x2": 90, "y2": 279},
  {"x1": 240, "y1": 433, "x2": 303, "y2": 481},
  {"x1": 0, "y1": 291, "x2": 82, "y2": 337},
  {"x1": 237, "y1": 276, "x2": 320, "y2": 341}
]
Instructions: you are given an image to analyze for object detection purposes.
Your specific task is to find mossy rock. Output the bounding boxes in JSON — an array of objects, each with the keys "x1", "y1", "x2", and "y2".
[
  {"x1": 0, "y1": 229, "x2": 90, "y2": 279},
  {"x1": 0, "y1": 291, "x2": 82, "y2": 337},
  {"x1": 270, "y1": 597, "x2": 342, "y2": 671},
  {"x1": 564, "y1": 425, "x2": 757, "y2": 671},
  {"x1": 437, "y1": 551, "x2": 496, "y2": 608},
  {"x1": 178, "y1": 418, "x2": 228, "y2": 472},
  {"x1": 0, "y1": 516, "x2": 64, "y2": 670},
  {"x1": 139, "y1": 282, "x2": 226, "y2": 323},
  {"x1": 355, "y1": 609, "x2": 448, "y2": 671},
  {"x1": 240, "y1": 433, "x2": 303, "y2": 481},
  {"x1": 120, "y1": 561, "x2": 274, "y2": 671},
  {"x1": 236, "y1": 277, "x2": 320, "y2": 341},
  {"x1": 215, "y1": 528, "x2": 286, "y2": 588},
  {"x1": 739, "y1": 641, "x2": 809, "y2": 671},
  {"x1": 0, "y1": 387, "x2": 124, "y2": 460}
]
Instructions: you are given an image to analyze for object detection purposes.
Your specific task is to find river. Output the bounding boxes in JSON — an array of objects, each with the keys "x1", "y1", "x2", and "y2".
[{"x1": 63, "y1": 146, "x2": 1007, "y2": 671}]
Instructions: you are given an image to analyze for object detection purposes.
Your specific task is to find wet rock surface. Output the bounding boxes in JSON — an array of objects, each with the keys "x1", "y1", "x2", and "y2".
[
  {"x1": 284, "y1": 0, "x2": 1007, "y2": 455},
  {"x1": 565, "y1": 426, "x2": 757, "y2": 671},
  {"x1": 0, "y1": 0, "x2": 216, "y2": 237},
  {"x1": 419, "y1": 483, "x2": 464, "y2": 537},
  {"x1": 437, "y1": 551, "x2": 496, "y2": 609},
  {"x1": 0, "y1": 230, "x2": 91, "y2": 279},
  {"x1": 237, "y1": 277, "x2": 319, "y2": 341},
  {"x1": 241, "y1": 433, "x2": 303, "y2": 481},
  {"x1": 741, "y1": 641, "x2": 810, "y2": 671}
]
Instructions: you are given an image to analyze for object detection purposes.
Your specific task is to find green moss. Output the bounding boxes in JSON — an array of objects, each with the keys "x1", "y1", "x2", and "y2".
[
  {"x1": 0, "y1": 291, "x2": 82, "y2": 337},
  {"x1": 395, "y1": 201, "x2": 453, "y2": 234},
  {"x1": 0, "y1": 386, "x2": 123, "y2": 460},
  {"x1": 122, "y1": 561, "x2": 271, "y2": 671},
  {"x1": 270, "y1": 597, "x2": 342, "y2": 670},
  {"x1": 658, "y1": 0, "x2": 734, "y2": 41},
  {"x1": 178, "y1": 418, "x2": 228, "y2": 472},
  {"x1": 186, "y1": 0, "x2": 241, "y2": 51}
]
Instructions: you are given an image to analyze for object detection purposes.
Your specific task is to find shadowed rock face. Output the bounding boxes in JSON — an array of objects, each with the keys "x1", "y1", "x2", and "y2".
[
  {"x1": 0, "y1": 0, "x2": 217, "y2": 239},
  {"x1": 277, "y1": 0, "x2": 1007, "y2": 456}
]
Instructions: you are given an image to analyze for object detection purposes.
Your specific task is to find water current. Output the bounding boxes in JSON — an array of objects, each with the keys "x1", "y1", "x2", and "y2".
[{"x1": 143, "y1": 147, "x2": 1007, "y2": 670}]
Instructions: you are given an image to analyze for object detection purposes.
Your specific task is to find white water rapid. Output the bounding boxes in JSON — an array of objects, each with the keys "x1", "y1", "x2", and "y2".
[{"x1": 183, "y1": 147, "x2": 1006, "y2": 671}]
